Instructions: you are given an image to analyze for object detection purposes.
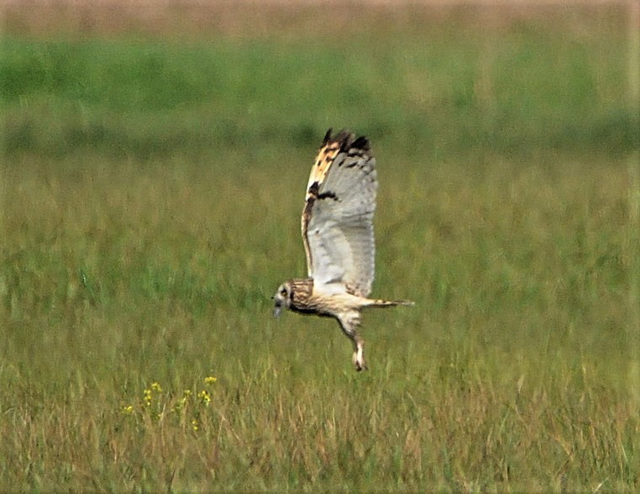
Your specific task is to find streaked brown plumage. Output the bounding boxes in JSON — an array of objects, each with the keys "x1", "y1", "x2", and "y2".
[{"x1": 273, "y1": 129, "x2": 413, "y2": 371}]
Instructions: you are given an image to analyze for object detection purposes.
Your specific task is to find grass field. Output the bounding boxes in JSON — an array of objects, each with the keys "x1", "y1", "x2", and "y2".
[{"x1": 1, "y1": 2, "x2": 639, "y2": 491}]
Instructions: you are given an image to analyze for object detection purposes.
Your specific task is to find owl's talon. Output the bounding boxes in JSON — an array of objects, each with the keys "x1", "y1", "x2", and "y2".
[{"x1": 352, "y1": 346, "x2": 367, "y2": 371}]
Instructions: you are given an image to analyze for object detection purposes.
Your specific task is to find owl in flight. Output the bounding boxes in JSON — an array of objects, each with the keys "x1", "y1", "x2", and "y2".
[{"x1": 273, "y1": 129, "x2": 413, "y2": 371}]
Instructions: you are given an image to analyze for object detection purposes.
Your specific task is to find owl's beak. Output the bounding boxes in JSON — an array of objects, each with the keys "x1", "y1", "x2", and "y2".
[{"x1": 273, "y1": 299, "x2": 283, "y2": 318}]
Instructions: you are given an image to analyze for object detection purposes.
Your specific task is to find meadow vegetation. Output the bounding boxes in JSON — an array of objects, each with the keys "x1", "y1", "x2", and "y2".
[{"x1": 1, "y1": 3, "x2": 639, "y2": 491}]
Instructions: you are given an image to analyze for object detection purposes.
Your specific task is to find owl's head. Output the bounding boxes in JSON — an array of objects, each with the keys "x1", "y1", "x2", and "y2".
[{"x1": 272, "y1": 281, "x2": 293, "y2": 317}]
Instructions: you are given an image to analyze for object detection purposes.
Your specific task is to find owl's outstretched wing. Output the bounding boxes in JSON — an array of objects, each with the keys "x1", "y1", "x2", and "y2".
[{"x1": 301, "y1": 129, "x2": 378, "y2": 297}]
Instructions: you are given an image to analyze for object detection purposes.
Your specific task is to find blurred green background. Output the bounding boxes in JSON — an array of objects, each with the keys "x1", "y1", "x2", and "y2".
[{"x1": 2, "y1": 4, "x2": 636, "y2": 161}]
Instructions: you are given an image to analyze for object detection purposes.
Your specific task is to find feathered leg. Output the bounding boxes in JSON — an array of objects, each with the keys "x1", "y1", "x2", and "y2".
[
  {"x1": 337, "y1": 311, "x2": 367, "y2": 371},
  {"x1": 335, "y1": 299, "x2": 413, "y2": 371},
  {"x1": 352, "y1": 334, "x2": 366, "y2": 371}
]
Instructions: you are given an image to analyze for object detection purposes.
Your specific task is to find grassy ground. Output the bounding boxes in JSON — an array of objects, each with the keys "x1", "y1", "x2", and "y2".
[{"x1": 1, "y1": 3, "x2": 639, "y2": 491}]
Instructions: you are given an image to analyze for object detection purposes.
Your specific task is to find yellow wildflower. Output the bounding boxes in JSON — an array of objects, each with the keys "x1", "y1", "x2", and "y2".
[
  {"x1": 204, "y1": 376, "x2": 217, "y2": 385},
  {"x1": 198, "y1": 390, "x2": 211, "y2": 405}
]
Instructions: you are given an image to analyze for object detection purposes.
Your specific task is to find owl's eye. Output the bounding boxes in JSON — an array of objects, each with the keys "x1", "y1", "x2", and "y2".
[{"x1": 280, "y1": 288, "x2": 288, "y2": 296}]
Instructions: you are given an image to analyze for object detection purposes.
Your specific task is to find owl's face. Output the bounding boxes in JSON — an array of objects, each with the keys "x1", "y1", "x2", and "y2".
[{"x1": 272, "y1": 282, "x2": 293, "y2": 317}]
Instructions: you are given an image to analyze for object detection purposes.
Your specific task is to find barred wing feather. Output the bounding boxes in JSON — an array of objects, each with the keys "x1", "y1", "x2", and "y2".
[{"x1": 301, "y1": 130, "x2": 378, "y2": 297}]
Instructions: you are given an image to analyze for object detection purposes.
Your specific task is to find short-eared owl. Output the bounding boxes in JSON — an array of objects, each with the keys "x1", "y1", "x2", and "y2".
[{"x1": 273, "y1": 129, "x2": 413, "y2": 371}]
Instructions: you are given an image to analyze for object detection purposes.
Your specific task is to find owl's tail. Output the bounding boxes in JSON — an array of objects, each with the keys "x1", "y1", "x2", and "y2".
[{"x1": 366, "y1": 298, "x2": 414, "y2": 308}]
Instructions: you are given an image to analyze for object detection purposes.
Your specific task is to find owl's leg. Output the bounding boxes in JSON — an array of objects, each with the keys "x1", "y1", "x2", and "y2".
[
  {"x1": 352, "y1": 334, "x2": 367, "y2": 372},
  {"x1": 337, "y1": 312, "x2": 367, "y2": 371}
]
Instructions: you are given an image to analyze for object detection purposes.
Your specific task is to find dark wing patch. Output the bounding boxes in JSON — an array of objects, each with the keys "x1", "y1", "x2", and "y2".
[{"x1": 318, "y1": 191, "x2": 339, "y2": 201}]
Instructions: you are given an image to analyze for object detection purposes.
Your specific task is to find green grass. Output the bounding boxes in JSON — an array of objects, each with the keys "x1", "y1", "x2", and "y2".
[{"x1": 1, "y1": 3, "x2": 639, "y2": 491}]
